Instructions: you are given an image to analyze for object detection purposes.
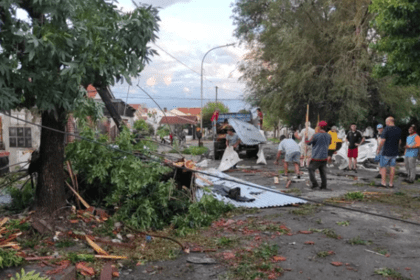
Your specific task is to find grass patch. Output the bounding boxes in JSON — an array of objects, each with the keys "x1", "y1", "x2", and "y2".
[
  {"x1": 55, "y1": 240, "x2": 76, "y2": 248},
  {"x1": 374, "y1": 267, "x2": 409, "y2": 279},
  {"x1": 374, "y1": 247, "x2": 389, "y2": 256},
  {"x1": 227, "y1": 243, "x2": 283, "y2": 280},
  {"x1": 217, "y1": 237, "x2": 239, "y2": 248},
  {"x1": 364, "y1": 190, "x2": 420, "y2": 218},
  {"x1": 309, "y1": 228, "x2": 341, "y2": 239},
  {"x1": 268, "y1": 138, "x2": 280, "y2": 143},
  {"x1": 226, "y1": 207, "x2": 260, "y2": 217},
  {"x1": 0, "y1": 249, "x2": 24, "y2": 269},
  {"x1": 348, "y1": 236, "x2": 371, "y2": 245},
  {"x1": 282, "y1": 188, "x2": 302, "y2": 195},
  {"x1": 182, "y1": 146, "x2": 209, "y2": 155},
  {"x1": 336, "y1": 221, "x2": 350, "y2": 226},
  {"x1": 289, "y1": 204, "x2": 320, "y2": 216},
  {"x1": 345, "y1": 191, "x2": 364, "y2": 200},
  {"x1": 316, "y1": 251, "x2": 334, "y2": 258}
]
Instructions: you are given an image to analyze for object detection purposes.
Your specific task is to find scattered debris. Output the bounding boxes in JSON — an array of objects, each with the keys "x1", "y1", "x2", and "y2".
[
  {"x1": 86, "y1": 236, "x2": 108, "y2": 256},
  {"x1": 186, "y1": 256, "x2": 217, "y2": 264}
]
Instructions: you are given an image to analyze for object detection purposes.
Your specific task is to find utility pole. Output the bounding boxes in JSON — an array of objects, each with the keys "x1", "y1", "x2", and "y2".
[{"x1": 215, "y1": 86, "x2": 218, "y2": 105}]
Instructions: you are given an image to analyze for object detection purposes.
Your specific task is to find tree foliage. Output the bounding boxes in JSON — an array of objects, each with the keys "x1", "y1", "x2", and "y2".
[
  {"x1": 202, "y1": 102, "x2": 229, "y2": 127},
  {"x1": 370, "y1": 0, "x2": 420, "y2": 86},
  {"x1": 0, "y1": 0, "x2": 159, "y2": 211},
  {"x1": 0, "y1": 0, "x2": 159, "y2": 112},
  {"x1": 232, "y1": 0, "x2": 418, "y2": 127}
]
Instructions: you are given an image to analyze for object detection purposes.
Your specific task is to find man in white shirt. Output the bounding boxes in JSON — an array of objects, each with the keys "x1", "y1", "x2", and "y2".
[
  {"x1": 294, "y1": 122, "x2": 315, "y2": 168},
  {"x1": 275, "y1": 136, "x2": 301, "y2": 178}
]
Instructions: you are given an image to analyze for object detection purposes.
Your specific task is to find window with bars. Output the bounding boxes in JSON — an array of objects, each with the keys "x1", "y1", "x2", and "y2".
[{"x1": 9, "y1": 127, "x2": 32, "y2": 148}]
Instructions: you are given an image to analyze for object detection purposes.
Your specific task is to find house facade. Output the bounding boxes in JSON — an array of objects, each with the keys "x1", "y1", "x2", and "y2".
[{"x1": 0, "y1": 110, "x2": 41, "y2": 168}]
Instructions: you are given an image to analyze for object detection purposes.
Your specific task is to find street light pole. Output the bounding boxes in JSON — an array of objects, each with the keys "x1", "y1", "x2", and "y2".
[{"x1": 200, "y1": 43, "x2": 235, "y2": 138}]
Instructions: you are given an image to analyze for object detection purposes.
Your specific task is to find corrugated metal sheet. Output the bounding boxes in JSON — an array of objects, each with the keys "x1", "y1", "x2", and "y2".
[
  {"x1": 196, "y1": 169, "x2": 307, "y2": 208},
  {"x1": 228, "y1": 119, "x2": 266, "y2": 145}
]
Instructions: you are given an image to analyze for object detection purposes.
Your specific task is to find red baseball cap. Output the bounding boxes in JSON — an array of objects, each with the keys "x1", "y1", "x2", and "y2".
[{"x1": 318, "y1": 121, "x2": 328, "y2": 127}]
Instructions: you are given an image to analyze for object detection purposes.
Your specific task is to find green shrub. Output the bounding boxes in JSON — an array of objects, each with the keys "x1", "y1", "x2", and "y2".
[
  {"x1": 172, "y1": 194, "x2": 234, "y2": 236},
  {"x1": 0, "y1": 249, "x2": 24, "y2": 269},
  {"x1": 66, "y1": 126, "x2": 229, "y2": 232},
  {"x1": 10, "y1": 269, "x2": 48, "y2": 280},
  {"x1": 345, "y1": 191, "x2": 364, "y2": 200},
  {"x1": 7, "y1": 182, "x2": 34, "y2": 212},
  {"x1": 182, "y1": 146, "x2": 209, "y2": 155}
]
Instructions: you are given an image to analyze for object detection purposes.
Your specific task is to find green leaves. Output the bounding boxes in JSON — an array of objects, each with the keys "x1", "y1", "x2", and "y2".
[
  {"x1": 0, "y1": 0, "x2": 159, "y2": 112},
  {"x1": 370, "y1": 0, "x2": 420, "y2": 86},
  {"x1": 233, "y1": 0, "x2": 418, "y2": 127},
  {"x1": 0, "y1": 249, "x2": 24, "y2": 269}
]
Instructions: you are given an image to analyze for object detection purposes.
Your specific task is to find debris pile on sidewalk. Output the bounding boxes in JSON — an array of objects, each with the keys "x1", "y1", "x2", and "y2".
[{"x1": 195, "y1": 169, "x2": 307, "y2": 208}]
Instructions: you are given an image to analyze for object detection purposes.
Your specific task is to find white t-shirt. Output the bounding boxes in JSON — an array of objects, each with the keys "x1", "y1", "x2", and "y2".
[{"x1": 299, "y1": 127, "x2": 315, "y2": 141}]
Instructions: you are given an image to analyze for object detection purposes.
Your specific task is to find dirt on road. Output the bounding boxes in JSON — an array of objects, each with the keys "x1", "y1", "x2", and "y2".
[{"x1": 121, "y1": 142, "x2": 420, "y2": 280}]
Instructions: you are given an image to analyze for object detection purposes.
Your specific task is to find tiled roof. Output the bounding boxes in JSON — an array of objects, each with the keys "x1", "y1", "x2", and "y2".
[
  {"x1": 160, "y1": 116, "x2": 198, "y2": 125},
  {"x1": 130, "y1": 104, "x2": 141, "y2": 110},
  {"x1": 177, "y1": 107, "x2": 201, "y2": 115},
  {"x1": 86, "y1": 85, "x2": 97, "y2": 98}
]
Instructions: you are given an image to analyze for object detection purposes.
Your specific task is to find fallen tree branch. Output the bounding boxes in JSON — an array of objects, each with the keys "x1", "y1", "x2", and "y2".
[{"x1": 126, "y1": 225, "x2": 187, "y2": 252}]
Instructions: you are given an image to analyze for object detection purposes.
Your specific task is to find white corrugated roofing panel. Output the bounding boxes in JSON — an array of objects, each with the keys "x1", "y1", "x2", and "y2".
[
  {"x1": 196, "y1": 169, "x2": 307, "y2": 208},
  {"x1": 228, "y1": 119, "x2": 266, "y2": 145}
]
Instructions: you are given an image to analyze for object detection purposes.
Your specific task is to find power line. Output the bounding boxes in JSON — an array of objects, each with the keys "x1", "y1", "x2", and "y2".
[
  {"x1": 152, "y1": 43, "x2": 243, "y2": 95},
  {"x1": 2, "y1": 113, "x2": 420, "y2": 228}
]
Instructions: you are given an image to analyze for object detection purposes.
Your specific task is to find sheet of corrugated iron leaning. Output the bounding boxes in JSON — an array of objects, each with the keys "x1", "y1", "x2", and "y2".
[
  {"x1": 195, "y1": 168, "x2": 307, "y2": 208},
  {"x1": 227, "y1": 119, "x2": 267, "y2": 145}
]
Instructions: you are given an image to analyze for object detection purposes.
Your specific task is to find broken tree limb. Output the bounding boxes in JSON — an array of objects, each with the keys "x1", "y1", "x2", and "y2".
[
  {"x1": 126, "y1": 225, "x2": 187, "y2": 252},
  {"x1": 95, "y1": 255, "x2": 127, "y2": 260},
  {"x1": 86, "y1": 236, "x2": 109, "y2": 256},
  {"x1": 195, "y1": 174, "x2": 213, "y2": 186},
  {"x1": 0, "y1": 217, "x2": 9, "y2": 227},
  {"x1": 65, "y1": 181, "x2": 90, "y2": 209},
  {"x1": 66, "y1": 161, "x2": 81, "y2": 209},
  {"x1": 364, "y1": 249, "x2": 386, "y2": 257}
]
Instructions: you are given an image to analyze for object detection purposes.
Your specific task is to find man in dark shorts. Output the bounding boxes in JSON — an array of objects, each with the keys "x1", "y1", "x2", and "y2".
[
  {"x1": 306, "y1": 121, "x2": 332, "y2": 190},
  {"x1": 345, "y1": 124, "x2": 364, "y2": 173},
  {"x1": 377, "y1": 117, "x2": 401, "y2": 188}
]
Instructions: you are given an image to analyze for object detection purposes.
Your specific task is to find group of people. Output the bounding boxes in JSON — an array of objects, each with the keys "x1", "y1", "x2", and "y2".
[{"x1": 275, "y1": 117, "x2": 420, "y2": 190}]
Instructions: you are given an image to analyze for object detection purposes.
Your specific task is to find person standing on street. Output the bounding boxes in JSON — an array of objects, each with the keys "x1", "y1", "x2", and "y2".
[
  {"x1": 211, "y1": 108, "x2": 220, "y2": 136},
  {"x1": 294, "y1": 122, "x2": 315, "y2": 168},
  {"x1": 306, "y1": 121, "x2": 331, "y2": 190},
  {"x1": 275, "y1": 135, "x2": 301, "y2": 179},
  {"x1": 226, "y1": 128, "x2": 241, "y2": 150},
  {"x1": 345, "y1": 124, "x2": 364, "y2": 173},
  {"x1": 257, "y1": 108, "x2": 263, "y2": 130},
  {"x1": 375, "y1": 124, "x2": 384, "y2": 178},
  {"x1": 377, "y1": 117, "x2": 402, "y2": 188},
  {"x1": 403, "y1": 125, "x2": 420, "y2": 184},
  {"x1": 327, "y1": 126, "x2": 341, "y2": 167}
]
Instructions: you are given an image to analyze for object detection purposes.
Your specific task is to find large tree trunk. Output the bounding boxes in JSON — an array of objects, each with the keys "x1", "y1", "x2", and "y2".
[{"x1": 35, "y1": 111, "x2": 66, "y2": 213}]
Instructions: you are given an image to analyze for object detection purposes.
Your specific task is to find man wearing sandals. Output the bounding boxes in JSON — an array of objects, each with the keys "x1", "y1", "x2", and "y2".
[{"x1": 377, "y1": 117, "x2": 402, "y2": 188}]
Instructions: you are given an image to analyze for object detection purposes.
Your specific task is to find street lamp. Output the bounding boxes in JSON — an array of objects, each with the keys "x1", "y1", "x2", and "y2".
[{"x1": 200, "y1": 43, "x2": 235, "y2": 140}]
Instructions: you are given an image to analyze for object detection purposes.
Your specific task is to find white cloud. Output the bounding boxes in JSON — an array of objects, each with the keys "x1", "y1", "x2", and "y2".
[
  {"x1": 146, "y1": 77, "x2": 157, "y2": 87},
  {"x1": 163, "y1": 75, "x2": 172, "y2": 86}
]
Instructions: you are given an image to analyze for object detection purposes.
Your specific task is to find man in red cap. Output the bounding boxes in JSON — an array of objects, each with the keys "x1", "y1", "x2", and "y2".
[{"x1": 306, "y1": 121, "x2": 332, "y2": 190}]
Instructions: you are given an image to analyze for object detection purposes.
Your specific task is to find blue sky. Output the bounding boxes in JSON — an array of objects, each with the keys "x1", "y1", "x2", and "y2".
[{"x1": 112, "y1": 0, "x2": 250, "y2": 112}]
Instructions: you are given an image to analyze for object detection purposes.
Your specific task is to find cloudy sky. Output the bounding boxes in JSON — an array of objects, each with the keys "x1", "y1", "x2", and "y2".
[{"x1": 112, "y1": 0, "x2": 249, "y2": 112}]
